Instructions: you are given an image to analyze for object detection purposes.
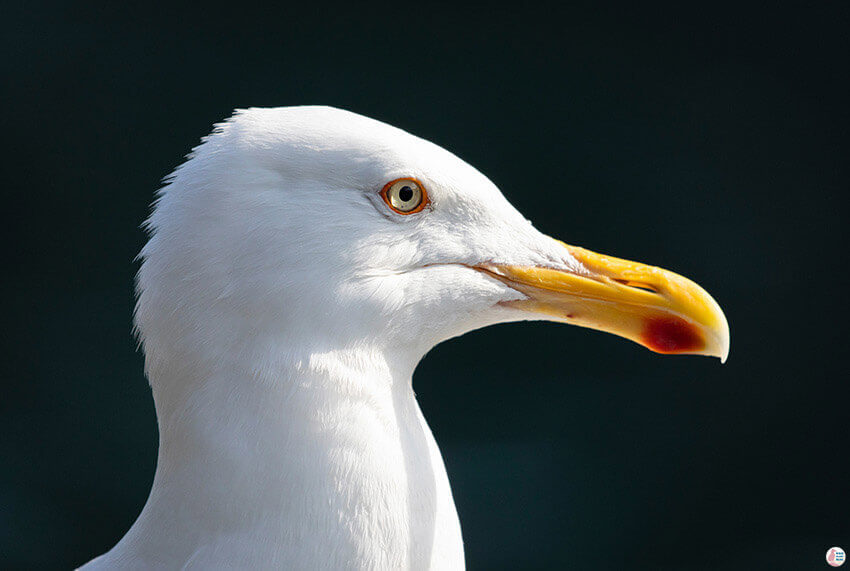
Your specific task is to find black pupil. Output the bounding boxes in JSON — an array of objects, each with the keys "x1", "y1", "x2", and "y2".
[{"x1": 398, "y1": 186, "x2": 414, "y2": 202}]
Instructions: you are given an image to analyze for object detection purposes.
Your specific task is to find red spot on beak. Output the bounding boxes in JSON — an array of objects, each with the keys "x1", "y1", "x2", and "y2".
[{"x1": 642, "y1": 317, "x2": 704, "y2": 354}]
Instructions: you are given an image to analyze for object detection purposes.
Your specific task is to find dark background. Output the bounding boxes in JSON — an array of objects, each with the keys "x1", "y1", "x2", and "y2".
[{"x1": 3, "y1": 2, "x2": 848, "y2": 569}]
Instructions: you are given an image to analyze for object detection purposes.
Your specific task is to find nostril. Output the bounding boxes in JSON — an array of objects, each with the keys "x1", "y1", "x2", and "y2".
[{"x1": 612, "y1": 279, "x2": 660, "y2": 294}]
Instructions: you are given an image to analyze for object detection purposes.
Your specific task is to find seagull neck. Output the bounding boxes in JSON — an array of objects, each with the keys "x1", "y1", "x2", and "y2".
[
  {"x1": 151, "y1": 341, "x2": 420, "y2": 473},
  {"x1": 131, "y1": 339, "x2": 456, "y2": 556},
  {"x1": 119, "y1": 339, "x2": 462, "y2": 567}
]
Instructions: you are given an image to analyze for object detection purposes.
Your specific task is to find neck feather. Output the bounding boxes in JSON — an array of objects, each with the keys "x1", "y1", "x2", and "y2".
[{"x1": 116, "y1": 340, "x2": 461, "y2": 568}]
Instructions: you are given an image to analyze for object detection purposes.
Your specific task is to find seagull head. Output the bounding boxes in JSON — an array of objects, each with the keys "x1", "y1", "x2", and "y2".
[{"x1": 136, "y1": 106, "x2": 729, "y2": 381}]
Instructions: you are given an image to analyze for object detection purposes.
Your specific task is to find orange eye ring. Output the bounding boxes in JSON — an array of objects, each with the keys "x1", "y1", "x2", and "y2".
[{"x1": 380, "y1": 177, "x2": 429, "y2": 215}]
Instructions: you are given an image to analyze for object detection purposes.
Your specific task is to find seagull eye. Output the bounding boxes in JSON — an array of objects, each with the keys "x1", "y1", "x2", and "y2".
[{"x1": 381, "y1": 178, "x2": 428, "y2": 215}]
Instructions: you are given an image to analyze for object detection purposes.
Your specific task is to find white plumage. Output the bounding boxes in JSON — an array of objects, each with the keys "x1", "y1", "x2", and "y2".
[{"x1": 82, "y1": 106, "x2": 728, "y2": 570}]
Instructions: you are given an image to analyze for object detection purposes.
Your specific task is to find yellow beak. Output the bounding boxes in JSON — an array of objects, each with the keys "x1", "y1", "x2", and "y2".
[{"x1": 477, "y1": 241, "x2": 730, "y2": 361}]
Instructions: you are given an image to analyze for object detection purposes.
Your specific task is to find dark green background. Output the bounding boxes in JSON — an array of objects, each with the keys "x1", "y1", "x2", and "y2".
[{"x1": 3, "y1": 2, "x2": 848, "y2": 569}]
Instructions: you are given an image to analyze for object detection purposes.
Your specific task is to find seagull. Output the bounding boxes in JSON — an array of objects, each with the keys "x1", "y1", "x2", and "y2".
[{"x1": 81, "y1": 106, "x2": 729, "y2": 570}]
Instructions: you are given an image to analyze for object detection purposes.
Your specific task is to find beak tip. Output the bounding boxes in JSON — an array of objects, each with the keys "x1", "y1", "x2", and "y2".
[
  {"x1": 712, "y1": 310, "x2": 731, "y2": 364},
  {"x1": 719, "y1": 326, "x2": 730, "y2": 364}
]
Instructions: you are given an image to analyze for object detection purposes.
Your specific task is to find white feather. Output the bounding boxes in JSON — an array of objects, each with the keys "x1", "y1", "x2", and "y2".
[{"x1": 81, "y1": 106, "x2": 581, "y2": 570}]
